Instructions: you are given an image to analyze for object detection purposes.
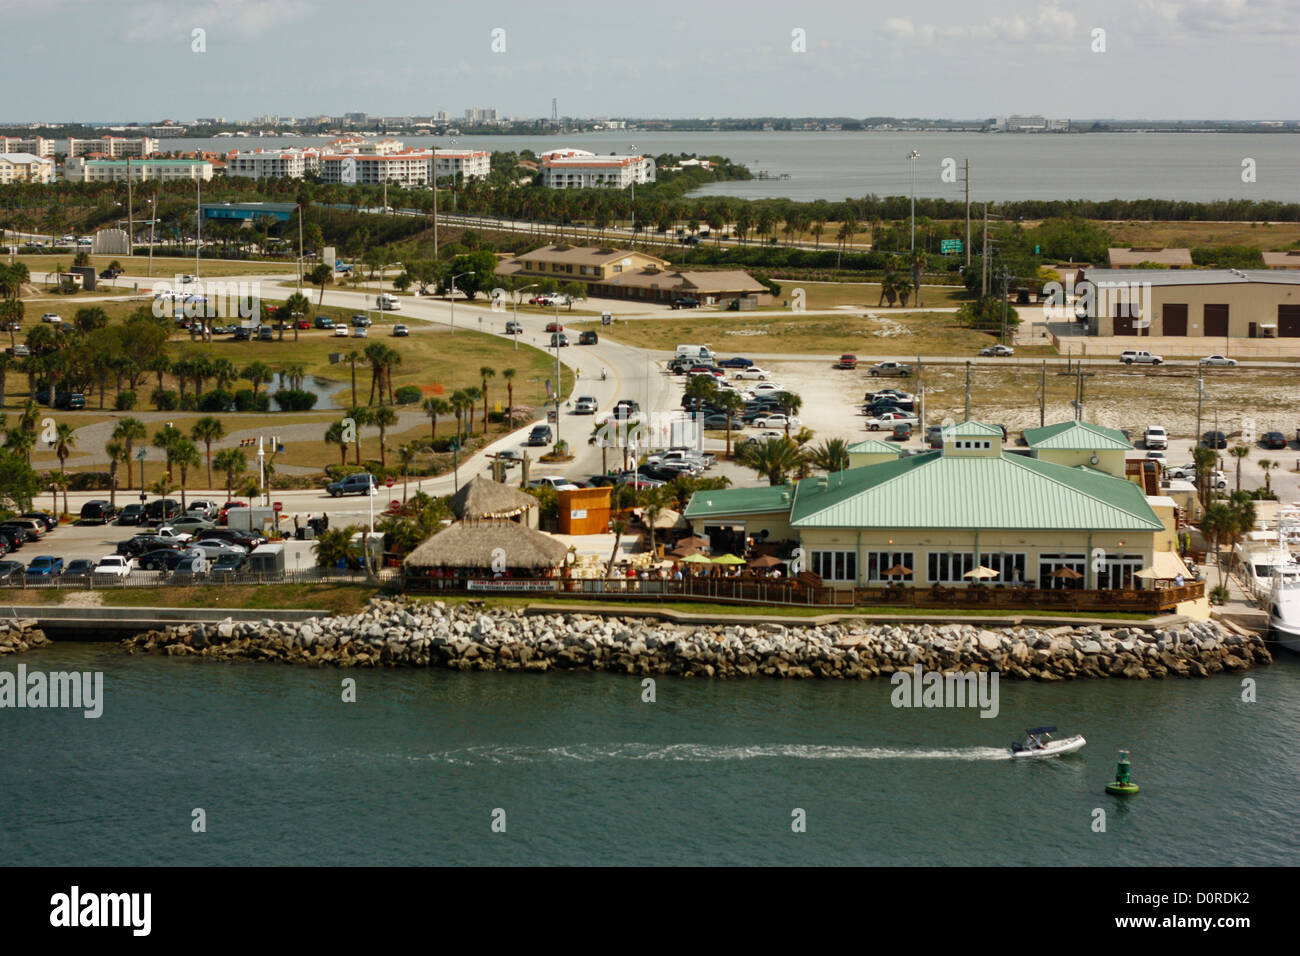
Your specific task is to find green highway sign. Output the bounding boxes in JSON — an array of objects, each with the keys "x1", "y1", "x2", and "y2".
[{"x1": 940, "y1": 239, "x2": 963, "y2": 254}]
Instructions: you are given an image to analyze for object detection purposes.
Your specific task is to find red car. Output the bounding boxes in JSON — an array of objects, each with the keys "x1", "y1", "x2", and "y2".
[
  {"x1": 545, "y1": 322, "x2": 564, "y2": 333},
  {"x1": 296, "y1": 318, "x2": 312, "y2": 329},
  {"x1": 217, "y1": 501, "x2": 246, "y2": 526}
]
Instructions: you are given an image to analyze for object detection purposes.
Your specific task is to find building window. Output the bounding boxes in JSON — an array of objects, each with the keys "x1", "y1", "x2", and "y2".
[
  {"x1": 1095, "y1": 553, "x2": 1144, "y2": 590},
  {"x1": 1039, "y1": 553, "x2": 1086, "y2": 589},
  {"x1": 980, "y1": 552, "x2": 1027, "y2": 584},
  {"x1": 613, "y1": 265, "x2": 622, "y2": 273},
  {"x1": 927, "y1": 552, "x2": 975, "y2": 583},
  {"x1": 811, "y1": 550, "x2": 856, "y2": 582},
  {"x1": 865, "y1": 550, "x2": 914, "y2": 582}
]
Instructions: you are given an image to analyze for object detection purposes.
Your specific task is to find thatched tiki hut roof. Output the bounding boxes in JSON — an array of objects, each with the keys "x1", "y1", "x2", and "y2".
[
  {"x1": 404, "y1": 520, "x2": 568, "y2": 570},
  {"x1": 449, "y1": 475, "x2": 538, "y2": 527}
]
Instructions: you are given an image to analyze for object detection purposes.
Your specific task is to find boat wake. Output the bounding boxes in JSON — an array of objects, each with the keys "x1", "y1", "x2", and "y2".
[{"x1": 425, "y1": 743, "x2": 1014, "y2": 765}]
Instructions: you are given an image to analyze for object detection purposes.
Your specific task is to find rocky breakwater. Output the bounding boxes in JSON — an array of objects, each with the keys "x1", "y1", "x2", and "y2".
[
  {"x1": 119, "y1": 600, "x2": 1273, "y2": 680},
  {"x1": 0, "y1": 620, "x2": 51, "y2": 656}
]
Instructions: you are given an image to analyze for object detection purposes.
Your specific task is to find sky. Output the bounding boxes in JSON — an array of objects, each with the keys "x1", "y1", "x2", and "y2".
[{"x1": 1, "y1": 0, "x2": 1297, "y2": 122}]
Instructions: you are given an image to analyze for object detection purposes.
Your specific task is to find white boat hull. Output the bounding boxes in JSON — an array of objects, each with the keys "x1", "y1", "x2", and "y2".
[{"x1": 1010, "y1": 735, "x2": 1086, "y2": 758}]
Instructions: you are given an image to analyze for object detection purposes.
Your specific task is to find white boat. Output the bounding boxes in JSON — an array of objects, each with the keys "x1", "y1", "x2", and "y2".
[
  {"x1": 1009, "y1": 726, "x2": 1086, "y2": 758},
  {"x1": 1234, "y1": 531, "x2": 1300, "y2": 603},
  {"x1": 1266, "y1": 572, "x2": 1300, "y2": 654}
]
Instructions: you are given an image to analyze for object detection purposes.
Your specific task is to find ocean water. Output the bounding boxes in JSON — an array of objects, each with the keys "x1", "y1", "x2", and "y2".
[
  {"x1": 167, "y1": 131, "x2": 1300, "y2": 202},
  {"x1": 4, "y1": 643, "x2": 1297, "y2": 866}
]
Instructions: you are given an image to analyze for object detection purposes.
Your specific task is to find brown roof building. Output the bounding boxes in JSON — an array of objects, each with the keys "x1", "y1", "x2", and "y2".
[
  {"x1": 1262, "y1": 251, "x2": 1300, "y2": 270},
  {"x1": 1106, "y1": 247, "x2": 1193, "y2": 269}
]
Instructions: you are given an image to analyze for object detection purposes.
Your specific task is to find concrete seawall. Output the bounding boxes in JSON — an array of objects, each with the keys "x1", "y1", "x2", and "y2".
[{"x1": 0, "y1": 606, "x2": 320, "y2": 642}]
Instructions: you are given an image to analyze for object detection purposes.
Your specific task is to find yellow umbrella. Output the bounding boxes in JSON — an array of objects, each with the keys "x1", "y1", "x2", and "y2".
[
  {"x1": 712, "y1": 553, "x2": 747, "y2": 564},
  {"x1": 679, "y1": 553, "x2": 713, "y2": 563}
]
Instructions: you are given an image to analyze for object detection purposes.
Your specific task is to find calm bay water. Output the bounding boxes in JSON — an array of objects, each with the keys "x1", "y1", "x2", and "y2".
[
  {"x1": 3, "y1": 642, "x2": 1297, "y2": 866},
  {"x1": 169, "y1": 130, "x2": 1300, "y2": 202}
]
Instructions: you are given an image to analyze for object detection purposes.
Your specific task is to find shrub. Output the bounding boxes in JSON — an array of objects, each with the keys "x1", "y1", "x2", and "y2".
[
  {"x1": 394, "y1": 385, "x2": 423, "y2": 405},
  {"x1": 67, "y1": 471, "x2": 111, "y2": 491},
  {"x1": 151, "y1": 388, "x2": 178, "y2": 410},
  {"x1": 272, "y1": 389, "x2": 318, "y2": 411},
  {"x1": 233, "y1": 388, "x2": 257, "y2": 412},
  {"x1": 115, "y1": 390, "x2": 137, "y2": 410},
  {"x1": 1209, "y1": 585, "x2": 1230, "y2": 605},
  {"x1": 198, "y1": 389, "x2": 234, "y2": 412}
]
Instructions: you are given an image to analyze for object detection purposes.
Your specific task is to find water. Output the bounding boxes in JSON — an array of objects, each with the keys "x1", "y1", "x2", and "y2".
[
  {"x1": 4, "y1": 643, "x2": 1297, "y2": 866},
  {"x1": 169, "y1": 131, "x2": 1300, "y2": 202}
]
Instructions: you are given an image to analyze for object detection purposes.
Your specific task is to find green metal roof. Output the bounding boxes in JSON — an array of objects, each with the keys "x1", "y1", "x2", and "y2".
[
  {"x1": 943, "y1": 420, "x2": 1004, "y2": 438},
  {"x1": 1023, "y1": 420, "x2": 1132, "y2": 451},
  {"x1": 847, "y1": 439, "x2": 902, "y2": 456},
  {"x1": 683, "y1": 483, "x2": 792, "y2": 519},
  {"x1": 789, "y1": 452, "x2": 1162, "y2": 531}
]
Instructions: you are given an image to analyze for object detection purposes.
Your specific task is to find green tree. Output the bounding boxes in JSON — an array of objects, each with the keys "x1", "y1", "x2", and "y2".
[
  {"x1": 810, "y1": 437, "x2": 850, "y2": 473},
  {"x1": 170, "y1": 438, "x2": 201, "y2": 509},
  {"x1": 105, "y1": 438, "x2": 127, "y2": 508},
  {"x1": 422, "y1": 396, "x2": 451, "y2": 441},
  {"x1": 372, "y1": 404, "x2": 398, "y2": 467},
  {"x1": 191, "y1": 416, "x2": 225, "y2": 488},
  {"x1": 479, "y1": 366, "x2": 495, "y2": 435},
  {"x1": 739, "y1": 437, "x2": 803, "y2": 485},
  {"x1": 773, "y1": 390, "x2": 803, "y2": 437},
  {"x1": 307, "y1": 263, "x2": 333, "y2": 308},
  {"x1": 112, "y1": 417, "x2": 147, "y2": 489},
  {"x1": 324, "y1": 420, "x2": 350, "y2": 467},
  {"x1": 1229, "y1": 444, "x2": 1250, "y2": 493},
  {"x1": 213, "y1": 448, "x2": 248, "y2": 500}
]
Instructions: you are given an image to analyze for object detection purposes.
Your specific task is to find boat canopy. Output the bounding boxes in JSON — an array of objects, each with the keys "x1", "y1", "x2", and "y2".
[{"x1": 1025, "y1": 726, "x2": 1057, "y2": 735}]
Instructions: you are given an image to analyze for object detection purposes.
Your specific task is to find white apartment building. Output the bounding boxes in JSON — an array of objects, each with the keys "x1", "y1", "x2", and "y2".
[
  {"x1": 67, "y1": 135, "x2": 159, "y2": 158},
  {"x1": 0, "y1": 153, "x2": 54, "y2": 184},
  {"x1": 539, "y1": 149, "x2": 655, "y2": 189},
  {"x1": 0, "y1": 136, "x2": 55, "y2": 158},
  {"x1": 225, "y1": 148, "x2": 322, "y2": 179},
  {"x1": 433, "y1": 148, "x2": 490, "y2": 181},
  {"x1": 319, "y1": 150, "x2": 434, "y2": 186},
  {"x1": 62, "y1": 156, "x2": 213, "y2": 182},
  {"x1": 326, "y1": 136, "x2": 405, "y2": 155}
]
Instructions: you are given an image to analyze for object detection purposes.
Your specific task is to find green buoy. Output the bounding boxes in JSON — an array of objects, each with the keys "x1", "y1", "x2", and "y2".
[{"x1": 1105, "y1": 749, "x2": 1140, "y2": 795}]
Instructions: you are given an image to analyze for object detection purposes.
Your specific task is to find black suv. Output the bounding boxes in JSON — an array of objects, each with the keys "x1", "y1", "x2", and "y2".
[
  {"x1": 116, "y1": 504, "x2": 146, "y2": 525},
  {"x1": 197, "y1": 528, "x2": 262, "y2": 551},
  {"x1": 671, "y1": 297, "x2": 700, "y2": 310},
  {"x1": 528, "y1": 424, "x2": 553, "y2": 446},
  {"x1": 143, "y1": 498, "x2": 182, "y2": 522},
  {"x1": 80, "y1": 500, "x2": 118, "y2": 525}
]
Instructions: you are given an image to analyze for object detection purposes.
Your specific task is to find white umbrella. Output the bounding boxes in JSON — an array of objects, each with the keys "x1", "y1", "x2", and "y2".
[{"x1": 963, "y1": 566, "x2": 999, "y2": 579}]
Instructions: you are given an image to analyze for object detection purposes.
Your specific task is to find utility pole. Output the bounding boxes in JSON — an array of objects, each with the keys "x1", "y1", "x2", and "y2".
[
  {"x1": 981, "y1": 203, "x2": 989, "y2": 298},
  {"x1": 1039, "y1": 360, "x2": 1046, "y2": 428},
  {"x1": 296, "y1": 203, "x2": 303, "y2": 293},
  {"x1": 964, "y1": 361, "x2": 971, "y2": 421},
  {"x1": 195, "y1": 176, "x2": 202, "y2": 278},
  {"x1": 432, "y1": 170, "x2": 439, "y2": 260},
  {"x1": 1075, "y1": 362, "x2": 1084, "y2": 421},
  {"x1": 1196, "y1": 374, "x2": 1204, "y2": 445},
  {"x1": 963, "y1": 159, "x2": 971, "y2": 268},
  {"x1": 126, "y1": 158, "x2": 133, "y2": 257}
]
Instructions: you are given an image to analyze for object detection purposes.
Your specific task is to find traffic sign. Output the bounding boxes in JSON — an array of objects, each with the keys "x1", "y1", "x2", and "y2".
[
  {"x1": 273, "y1": 502, "x2": 283, "y2": 512},
  {"x1": 385, "y1": 477, "x2": 394, "y2": 488},
  {"x1": 547, "y1": 410, "x2": 558, "y2": 423},
  {"x1": 940, "y1": 239, "x2": 963, "y2": 255}
]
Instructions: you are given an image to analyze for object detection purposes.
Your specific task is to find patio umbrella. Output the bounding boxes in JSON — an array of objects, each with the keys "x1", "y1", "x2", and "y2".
[
  {"x1": 748, "y1": 554, "x2": 783, "y2": 568},
  {"x1": 1051, "y1": 566, "x2": 1084, "y2": 580},
  {"x1": 679, "y1": 553, "x2": 713, "y2": 564},
  {"x1": 712, "y1": 553, "x2": 747, "y2": 565},
  {"x1": 963, "y1": 566, "x2": 999, "y2": 579},
  {"x1": 676, "y1": 536, "x2": 709, "y2": 550},
  {"x1": 1133, "y1": 567, "x2": 1160, "y2": 580},
  {"x1": 670, "y1": 545, "x2": 702, "y2": 558},
  {"x1": 883, "y1": 565, "x2": 913, "y2": 577}
]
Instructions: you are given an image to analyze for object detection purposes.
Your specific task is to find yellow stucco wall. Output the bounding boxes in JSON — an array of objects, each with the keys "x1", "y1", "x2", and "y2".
[{"x1": 1036, "y1": 448, "x2": 1128, "y2": 477}]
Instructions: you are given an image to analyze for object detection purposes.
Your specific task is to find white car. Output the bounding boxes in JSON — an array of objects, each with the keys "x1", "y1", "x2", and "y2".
[
  {"x1": 527, "y1": 476, "x2": 579, "y2": 491},
  {"x1": 745, "y1": 430, "x2": 786, "y2": 445},
  {"x1": 1143, "y1": 426, "x2": 1168, "y2": 450},
  {"x1": 333, "y1": 325, "x2": 350, "y2": 337},
  {"x1": 40, "y1": 312, "x2": 62, "y2": 323},
  {"x1": 1145, "y1": 450, "x2": 1167, "y2": 467},
  {"x1": 979, "y1": 344, "x2": 1015, "y2": 357},
  {"x1": 180, "y1": 274, "x2": 199, "y2": 284},
  {"x1": 93, "y1": 555, "x2": 134, "y2": 577},
  {"x1": 732, "y1": 367, "x2": 771, "y2": 380},
  {"x1": 749, "y1": 382, "x2": 788, "y2": 394},
  {"x1": 751, "y1": 414, "x2": 801, "y2": 429},
  {"x1": 189, "y1": 539, "x2": 248, "y2": 557},
  {"x1": 864, "y1": 412, "x2": 920, "y2": 431},
  {"x1": 1200, "y1": 354, "x2": 1237, "y2": 367},
  {"x1": 1166, "y1": 463, "x2": 1227, "y2": 488}
]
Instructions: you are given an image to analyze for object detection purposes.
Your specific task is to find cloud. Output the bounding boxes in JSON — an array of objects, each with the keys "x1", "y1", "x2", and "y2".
[
  {"x1": 884, "y1": 4, "x2": 1078, "y2": 47},
  {"x1": 118, "y1": 0, "x2": 311, "y2": 44}
]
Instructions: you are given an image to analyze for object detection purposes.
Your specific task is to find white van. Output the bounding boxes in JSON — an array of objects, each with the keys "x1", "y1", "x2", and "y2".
[
  {"x1": 675, "y1": 344, "x2": 715, "y2": 362},
  {"x1": 377, "y1": 293, "x2": 400, "y2": 311}
]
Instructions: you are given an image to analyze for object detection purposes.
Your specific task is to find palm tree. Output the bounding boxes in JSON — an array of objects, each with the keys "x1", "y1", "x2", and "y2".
[
  {"x1": 1229, "y1": 444, "x2": 1250, "y2": 493},
  {"x1": 111, "y1": 416, "x2": 147, "y2": 486},
  {"x1": 1259, "y1": 458, "x2": 1278, "y2": 495},
  {"x1": 213, "y1": 448, "x2": 248, "y2": 500},
  {"x1": 191, "y1": 416, "x2": 225, "y2": 488},
  {"x1": 152, "y1": 424, "x2": 182, "y2": 475},
  {"x1": 606, "y1": 516, "x2": 627, "y2": 579},
  {"x1": 324, "y1": 421, "x2": 349, "y2": 467},
  {"x1": 739, "y1": 437, "x2": 803, "y2": 486},
  {"x1": 53, "y1": 423, "x2": 76, "y2": 512},
  {"x1": 422, "y1": 396, "x2": 451, "y2": 441},
  {"x1": 462, "y1": 386, "x2": 483, "y2": 432},
  {"x1": 347, "y1": 406, "x2": 373, "y2": 465},
  {"x1": 365, "y1": 342, "x2": 387, "y2": 405},
  {"x1": 171, "y1": 438, "x2": 201, "y2": 509},
  {"x1": 1200, "y1": 503, "x2": 1233, "y2": 586},
  {"x1": 283, "y1": 292, "x2": 310, "y2": 342},
  {"x1": 1192, "y1": 445, "x2": 1218, "y2": 509},
  {"x1": 397, "y1": 441, "x2": 420, "y2": 503},
  {"x1": 50, "y1": 470, "x2": 70, "y2": 517},
  {"x1": 641, "y1": 485, "x2": 671, "y2": 556},
  {"x1": 810, "y1": 437, "x2": 850, "y2": 473},
  {"x1": 241, "y1": 361, "x2": 274, "y2": 400},
  {"x1": 371, "y1": 405, "x2": 398, "y2": 467},
  {"x1": 105, "y1": 438, "x2": 126, "y2": 507},
  {"x1": 6, "y1": 424, "x2": 35, "y2": 465},
  {"x1": 307, "y1": 264, "x2": 332, "y2": 308},
  {"x1": 774, "y1": 390, "x2": 802, "y2": 437},
  {"x1": 718, "y1": 390, "x2": 745, "y2": 458},
  {"x1": 479, "y1": 366, "x2": 495, "y2": 435},
  {"x1": 314, "y1": 525, "x2": 362, "y2": 570},
  {"x1": 502, "y1": 368, "x2": 517, "y2": 425}
]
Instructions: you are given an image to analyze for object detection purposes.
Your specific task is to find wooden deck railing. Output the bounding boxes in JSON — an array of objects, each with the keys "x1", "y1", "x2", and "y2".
[{"x1": 852, "y1": 582, "x2": 1204, "y2": 613}]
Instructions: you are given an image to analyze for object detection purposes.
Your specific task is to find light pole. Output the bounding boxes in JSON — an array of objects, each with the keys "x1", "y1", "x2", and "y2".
[
  {"x1": 514, "y1": 283, "x2": 537, "y2": 351},
  {"x1": 195, "y1": 176, "x2": 202, "y2": 278},
  {"x1": 629, "y1": 143, "x2": 638, "y2": 234},
  {"x1": 449, "y1": 270, "x2": 474, "y2": 336},
  {"x1": 907, "y1": 149, "x2": 920, "y2": 252},
  {"x1": 147, "y1": 196, "x2": 156, "y2": 277},
  {"x1": 137, "y1": 448, "x2": 147, "y2": 505}
]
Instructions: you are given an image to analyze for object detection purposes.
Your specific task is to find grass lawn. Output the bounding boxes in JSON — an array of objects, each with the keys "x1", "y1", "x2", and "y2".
[
  {"x1": 16, "y1": 254, "x2": 297, "y2": 278},
  {"x1": 600, "y1": 310, "x2": 1058, "y2": 357},
  {"x1": 95, "y1": 582, "x2": 380, "y2": 614},
  {"x1": 765, "y1": 279, "x2": 970, "y2": 311}
]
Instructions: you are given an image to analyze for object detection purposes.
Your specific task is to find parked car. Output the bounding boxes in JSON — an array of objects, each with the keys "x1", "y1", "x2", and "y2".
[
  {"x1": 1201, "y1": 430, "x2": 1228, "y2": 449},
  {"x1": 197, "y1": 528, "x2": 261, "y2": 551},
  {"x1": 295, "y1": 317, "x2": 312, "y2": 330},
  {"x1": 326, "y1": 472, "x2": 377, "y2": 497},
  {"x1": 1261, "y1": 431, "x2": 1289, "y2": 449},
  {"x1": 744, "y1": 430, "x2": 786, "y2": 445},
  {"x1": 314, "y1": 315, "x2": 335, "y2": 329},
  {"x1": 927, "y1": 424, "x2": 945, "y2": 449},
  {"x1": 835, "y1": 354, "x2": 858, "y2": 369},
  {"x1": 1120, "y1": 350, "x2": 1163, "y2": 365},
  {"x1": 0, "y1": 529, "x2": 25, "y2": 551},
  {"x1": 142, "y1": 498, "x2": 182, "y2": 522},
  {"x1": 0, "y1": 560, "x2": 25, "y2": 584},
  {"x1": 578, "y1": 330, "x2": 598, "y2": 345},
  {"x1": 865, "y1": 412, "x2": 920, "y2": 431},
  {"x1": 869, "y1": 362, "x2": 913, "y2": 377},
  {"x1": 505, "y1": 320, "x2": 524, "y2": 335},
  {"x1": 2, "y1": 518, "x2": 44, "y2": 540},
  {"x1": 169, "y1": 515, "x2": 215, "y2": 533},
  {"x1": 26, "y1": 555, "x2": 63, "y2": 577},
  {"x1": 1200, "y1": 354, "x2": 1237, "y2": 367},
  {"x1": 187, "y1": 499, "x2": 220, "y2": 519},
  {"x1": 21, "y1": 511, "x2": 57, "y2": 532},
  {"x1": 545, "y1": 321, "x2": 564, "y2": 333},
  {"x1": 62, "y1": 559, "x2": 96, "y2": 580},
  {"x1": 93, "y1": 555, "x2": 134, "y2": 578},
  {"x1": 670, "y1": 296, "x2": 700, "y2": 309},
  {"x1": 732, "y1": 367, "x2": 770, "y2": 380},
  {"x1": 211, "y1": 553, "x2": 248, "y2": 576},
  {"x1": 333, "y1": 325, "x2": 350, "y2": 337},
  {"x1": 137, "y1": 549, "x2": 189, "y2": 572},
  {"x1": 257, "y1": 326, "x2": 275, "y2": 341},
  {"x1": 99, "y1": 267, "x2": 123, "y2": 279},
  {"x1": 718, "y1": 357, "x2": 753, "y2": 369},
  {"x1": 749, "y1": 381, "x2": 788, "y2": 394},
  {"x1": 701, "y1": 414, "x2": 745, "y2": 430},
  {"x1": 979, "y1": 344, "x2": 1015, "y2": 357},
  {"x1": 351, "y1": 314, "x2": 372, "y2": 327},
  {"x1": 41, "y1": 312, "x2": 62, "y2": 324},
  {"x1": 217, "y1": 502, "x2": 246, "y2": 525},
  {"x1": 751, "y1": 413, "x2": 800, "y2": 429},
  {"x1": 891, "y1": 422, "x2": 913, "y2": 441},
  {"x1": 573, "y1": 396, "x2": 599, "y2": 414},
  {"x1": 526, "y1": 476, "x2": 580, "y2": 491},
  {"x1": 391, "y1": 323, "x2": 409, "y2": 337},
  {"x1": 1143, "y1": 426, "x2": 1168, "y2": 450},
  {"x1": 189, "y1": 539, "x2": 248, "y2": 558},
  {"x1": 79, "y1": 500, "x2": 118, "y2": 525},
  {"x1": 116, "y1": 504, "x2": 146, "y2": 525},
  {"x1": 232, "y1": 327, "x2": 252, "y2": 341},
  {"x1": 352, "y1": 326, "x2": 368, "y2": 338},
  {"x1": 528, "y1": 425, "x2": 553, "y2": 446}
]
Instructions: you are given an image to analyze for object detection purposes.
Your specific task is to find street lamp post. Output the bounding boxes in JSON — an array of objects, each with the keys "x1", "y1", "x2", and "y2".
[
  {"x1": 137, "y1": 448, "x2": 147, "y2": 504},
  {"x1": 629, "y1": 144, "x2": 638, "y2": 234},
  {"x1": 147, "y1": 197, "x2": 156, "y2": 277},
  {"x1": 907, "y1": 150, "x2": 920, "y2": 252},
  {"x1": 449, "y1": 270, "x2": 474, "y2": 336}
]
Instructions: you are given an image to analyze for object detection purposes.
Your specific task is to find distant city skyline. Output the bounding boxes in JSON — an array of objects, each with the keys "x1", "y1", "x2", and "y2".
[{"x1": 1, "y1": 0, "x2": 1297, "y2": 121}]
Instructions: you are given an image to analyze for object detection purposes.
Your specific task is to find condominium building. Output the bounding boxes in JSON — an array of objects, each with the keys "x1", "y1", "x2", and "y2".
[
  {"x1": 539, "y1": 148, "x2": 655, "y2": 189},
  {"x1": 326, "y1": 135, "x2": 405, "y2": 155},
  {"x1": 0, "y1": 153, "x2": 54, "y2": 184},
  {"x1": 67, "y1": 136, "x2": 159, "y2": 158},
  {"x1": 319, "y1": 150, "x2": 434, "y2": 186},
  {"x1": 61, "y1": 156, "x2": 213, "y2": 182},
  {"x1": 433, "y1": 148, "x2": 490, "y2": 181},
  {"x1": 0, "y1": 136, "x2": 55, "y2": 158},
  {"x1": 226, "y1": 148, "x2": 322, "y2": 180}
]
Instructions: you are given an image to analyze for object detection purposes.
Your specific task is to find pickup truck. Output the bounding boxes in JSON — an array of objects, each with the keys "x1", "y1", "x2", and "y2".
[
  {"x1": 1120, "y1": 350, "x2": 1163, "y2": 365},
  {"x1": 835, "y1": 354, "x2": 858, "y2": 369},
  {"x1": 869, "y1": 362, "x2": 913, "y2": 377},
  {"x1": 864, "y1": 411, "x2": 920, "y2": 431}
]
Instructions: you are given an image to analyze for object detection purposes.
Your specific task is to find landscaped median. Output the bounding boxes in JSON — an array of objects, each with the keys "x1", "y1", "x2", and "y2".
[{"x1": 115, "y1": 595, "x2": 1270, "y2": 680}]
